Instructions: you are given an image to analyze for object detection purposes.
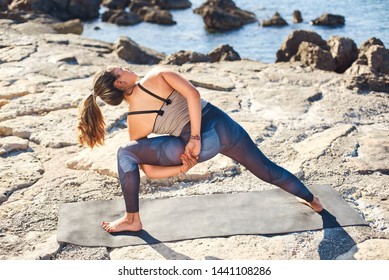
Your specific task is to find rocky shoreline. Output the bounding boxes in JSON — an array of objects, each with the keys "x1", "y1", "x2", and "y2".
[{"x1": 1, "y1": 3, "x2": 389, "y2": 260}]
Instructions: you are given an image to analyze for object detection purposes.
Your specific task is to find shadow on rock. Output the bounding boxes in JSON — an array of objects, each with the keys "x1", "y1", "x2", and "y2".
[
  {"x1": 112, "y1": 230, "x2": 192, "y2": 260},
  {"x1": 318, "y1": 209, "x2": 357, "y2": 260}
]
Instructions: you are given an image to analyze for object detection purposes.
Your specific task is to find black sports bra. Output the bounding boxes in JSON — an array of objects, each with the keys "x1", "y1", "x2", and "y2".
[{"x1": 127, "y1": 83, "x2": 173, "y2": 117}]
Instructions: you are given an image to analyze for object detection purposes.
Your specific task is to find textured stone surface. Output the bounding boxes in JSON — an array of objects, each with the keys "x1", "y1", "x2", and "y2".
[
  {"x1": 0, "y1": 136, "x2": 29, "y2": 155},
  {"x1": 262, "y1": 12, "x2": 288, "y2": 27},
  {"x1": 347, "y1": 124, "x2": 389, "y2": 174},
  {"x1": 0, "y1": 22, "x2": 388, "y2": 261},
  {"x1": 114, "y1": 36, "x2": 166, "y2": 64},
  {"x1": 276, "y1": 30, "x2": 327, "y2": 62},
  {"x1": 184, "y1": 72, "x2": 235, "y2": 91},
  {"x1": 337, "y1": 239, "x2": 389, "y2": 260},
  {"x1": 194, "y1": 0, "x2": 256, "y2": 31},
  {"x1": 310, "y1": 13, "x2": 345, "y2": 26},
  {"x1": 0, "y1": 152, "x2": 44, "y2": 204}
]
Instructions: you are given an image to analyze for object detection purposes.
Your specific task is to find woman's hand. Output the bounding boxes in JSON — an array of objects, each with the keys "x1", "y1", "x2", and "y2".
[
  {"x1": 180, "y1": 153, "x2": 198, "y2": 173},
  {"x1": 184, "y1": 138, "x2": 201, "y2": 159}
]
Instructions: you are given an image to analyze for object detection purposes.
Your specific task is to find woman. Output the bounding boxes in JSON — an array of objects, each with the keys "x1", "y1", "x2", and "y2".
[{"x1": 78, "y1": 66, "x2": 323, "y2": 233}]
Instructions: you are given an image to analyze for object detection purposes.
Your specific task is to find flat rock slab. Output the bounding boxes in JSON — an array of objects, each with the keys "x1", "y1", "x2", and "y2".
[
  {"x1": 183, "y1": 72, "x2": 235, "y2": 91},
  {"x1": 248, "y1": 81, "x2": 323, "y2": 120},
  {"x1": 284, "y1": 124, "x2": 355, "y2": 173},
  {"x1": 337, "y1": 239, "x2": 389, "y2": 260},
  {"x1": 57, "y1": 185, "x2": 368, "y2": 247},
  {"x1": 293, "y1": 124, "x2": 355, "y2": 160},
  {"x1": 0, "y1": 109, "x2": 79, "y2": 148},
  {"x1": 348, "y1": 124, "x2": 389, "y2": 174},
  {"x1": 0, "y1": 152, "x2": 44, "y2": 204},
  {"x1": 0, "y1": 45, "x2": 37, "y2": 63},
  {"x1": 200, "y1": 88, "x2": 241, "y2": 113},
  {"x1": 0, "y1": 136, "x2": 29, "y2": 155}
]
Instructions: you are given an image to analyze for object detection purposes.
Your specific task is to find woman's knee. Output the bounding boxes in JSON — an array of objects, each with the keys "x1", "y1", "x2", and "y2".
[
  {"x1": 158, "y1": 137, "x2": 185, "y2": 165},
  {"x1": 198, "y1": 128, "x2": 221, "y2": 162},
  {"x1": 117, "y1": 143, "x2": 140, "y2": 173}
]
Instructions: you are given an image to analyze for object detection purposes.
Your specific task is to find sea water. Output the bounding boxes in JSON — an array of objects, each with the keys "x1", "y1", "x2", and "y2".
[{"x1": 82, "y1": 0, "x2": 389, "y2": 63}]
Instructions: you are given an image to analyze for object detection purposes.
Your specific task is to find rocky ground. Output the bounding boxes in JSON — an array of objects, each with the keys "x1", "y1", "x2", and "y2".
[{"x1": 0, "y1": 19, "x2": 388, "y2": 260}]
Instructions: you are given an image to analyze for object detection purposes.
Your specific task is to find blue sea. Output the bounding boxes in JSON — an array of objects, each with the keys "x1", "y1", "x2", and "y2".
[{"x1": 82, "y1": 0, "x2": 389, "y2": 63}]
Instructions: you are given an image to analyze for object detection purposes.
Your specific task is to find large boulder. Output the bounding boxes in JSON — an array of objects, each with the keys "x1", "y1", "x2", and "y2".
[
  {"x1": 310, "y1": 13, "x2": 345, "y2": 26},
  {"x1": 160, "y1": 44, "x2": 240, "y2": 65},
  {"x1": 104, "y1": 0, "x2": 181, "y2": 25},
  {"x1": 113, "y1": 36, "x2": 166, "y2": 64},
  {"x1": 194, "y1": 0, "x2": 256, "y2": 32},
  {"x1": 139, "y1": 6, "x2": 176, "y2": 25},
  {"x1": 350, "y1": 39, "x2": 389, "y2": 75},
  {"x1": 261, "y1": 12, "x2": 288, "y2": 27},
  {"x1": 276, "y1": 30, "x2": 360, "y2": 74},
  {"x1": 200, "y1": 7, "x2": 244, "y2": 31},
  {"x1": 129, "y1": 0, "x2": 191, "y2": 11},
  {"x1": 208, "y1": 44, "x2": 241, "y2": 62},
  {"x1": 60, "y1": 0, "x2": 100, "y2": 20},
  {"x1": 345, "y1": 39, "x2": 389, "y2": 93},
  {"x1": 154, "y1": 0, "x2": 192, "y2": 9},
  {"x1": 327, "y1": 36, "x2": 358, "y2": 73},
  {"x1": 359, "y1": 37, "x2": 385, "y2": 54},
  {"x1": 276, "y1": 30, "x2": 327, "y2": 62},
  {"x1": 129, "y1": 0, "x2": 176, "y2": 25},
  {"x1": 129, "y1": 0, "x2": 153, "y2": 13},
  {"x1": 51, "y1": 19, "x2": 83, "y2": 35},
  {"x1": 102, "y1": 9, "x2": 142, "y2": 26},
  {"x1": 9, "y1": 0, "x2": 100, "y2": 21},
  {"x1": 0, "y1": 0, "x2": 9, "y2": 11},
  {"x1": 292, "y1": 10, "x2": 303, "y2": 23},
  {"x1": 102, "y1": 0, "x2": 131, "y2": 10},
  {"x1": 292, "y1": 41, "x2": 336, "y2": 71},
  {"x1": 161, "y1": 50, "x2": 210, "y2": 66}
]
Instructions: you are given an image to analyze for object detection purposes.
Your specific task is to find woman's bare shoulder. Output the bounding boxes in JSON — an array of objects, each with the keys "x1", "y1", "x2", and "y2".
[
  {"x1": 147, "y1": 66, "x2": 175, "y2": 77},
  {"x1": 143, "y1": 66, "x2": 177, "y2": 88}
]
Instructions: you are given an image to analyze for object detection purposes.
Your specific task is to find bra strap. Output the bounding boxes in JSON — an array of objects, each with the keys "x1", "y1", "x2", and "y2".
[
  {"x1": 128, "y1": 110, "x2": 164, "y2": 116},
  {"x1": 137, "y1": 83, "x2": 172, "y2": 105}
]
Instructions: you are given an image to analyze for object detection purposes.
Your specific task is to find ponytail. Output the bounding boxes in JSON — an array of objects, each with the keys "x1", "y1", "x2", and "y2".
[
  {"x1": 77, "y1": 94, "x2": 105, "y2": 148},
  {"x1": 77, "y1": 68, "x2": 125, "y2": 148}
]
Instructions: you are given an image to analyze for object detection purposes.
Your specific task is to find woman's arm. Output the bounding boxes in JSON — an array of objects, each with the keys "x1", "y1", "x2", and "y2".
[
  {"x1": 159, "y1": 69, "x2": 202, "y2": 157},
  {"x1": 127, "y1": 119, "x2": 198, "y2": 180},
  {"x1": 140, "y1": 154, "x2": 197, "y2": 179},
  {"x1": 140, "y1": 164, "x2": 182, "y2": 179}
]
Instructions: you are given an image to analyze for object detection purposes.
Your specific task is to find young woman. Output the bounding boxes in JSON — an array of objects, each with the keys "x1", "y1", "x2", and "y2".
[{"x1": 78, "y1": 66, "x2": 323, "y2": 233}]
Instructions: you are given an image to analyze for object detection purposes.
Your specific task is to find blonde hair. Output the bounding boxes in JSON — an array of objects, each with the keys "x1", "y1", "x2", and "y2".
[{"x1": 77, "y1": 69, "x2": 124, "y2": 148}]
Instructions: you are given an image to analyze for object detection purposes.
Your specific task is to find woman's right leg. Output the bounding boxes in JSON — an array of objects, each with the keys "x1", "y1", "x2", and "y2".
[
  {"x1": 221, "y1": 130, "x2": 315, "y2": 202},
  {"x1": 206, "y1": 104, "x2": 323, "y2": 211},
  {"x1": 102, "y1": 136, "x2": 186, "y2": 232}
]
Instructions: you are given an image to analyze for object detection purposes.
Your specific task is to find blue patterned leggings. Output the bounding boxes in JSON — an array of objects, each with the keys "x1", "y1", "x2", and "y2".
[{"x1": 117, "y1": 103, "x2": 314, "y2": 212}]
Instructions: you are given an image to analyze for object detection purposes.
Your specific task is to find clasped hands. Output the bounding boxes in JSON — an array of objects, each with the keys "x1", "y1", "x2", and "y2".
[{"x1": 180, "y1": 138, "x2": 201, "y2": 173}]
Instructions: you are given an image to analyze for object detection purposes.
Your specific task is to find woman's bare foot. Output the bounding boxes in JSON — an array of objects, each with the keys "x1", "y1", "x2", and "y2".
[
  {"x1": 101, "y1": 213, "x2": 142, "y2": 233},
  {"x1": 297, "y1": 196, "x2": 324, "y2": 212}
]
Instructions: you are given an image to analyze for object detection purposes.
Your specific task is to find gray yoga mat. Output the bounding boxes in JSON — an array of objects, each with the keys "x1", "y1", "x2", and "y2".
[{"x1": 57, "y1": 185, "x2": 368, "y2": 247}]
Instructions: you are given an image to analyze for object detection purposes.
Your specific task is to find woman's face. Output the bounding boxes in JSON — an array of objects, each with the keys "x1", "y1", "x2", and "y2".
[{"x1": 109, "y1": 66, "x2": 138, "y2": 90}]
